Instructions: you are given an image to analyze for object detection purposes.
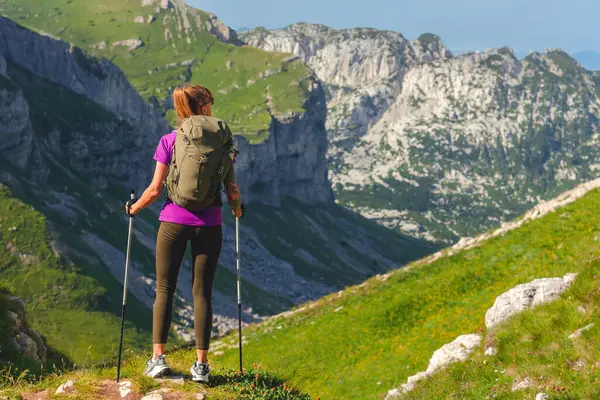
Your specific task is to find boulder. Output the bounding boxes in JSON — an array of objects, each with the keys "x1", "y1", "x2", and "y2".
[
  {"x1": 485, "y1": 273, "x2": 577, "y2": 329},
  {"x1": 118, "y1": 381, "x2": 132, "y2": 398},
  {"x1": 56, "y1": 380, "x2": 77, "y2": 394},
  {"x1": 385, "y1": 334, "x2": 482, "y2": 397},
  {"x1": 18, "y1": 332, "x2": 40, "y2": 361},
  {"x1": 112, "y1": 39, "x2": 144, "y2": 52},
  {"x1": 512, "y1": 377, "x2": 534, "y2": 391}
]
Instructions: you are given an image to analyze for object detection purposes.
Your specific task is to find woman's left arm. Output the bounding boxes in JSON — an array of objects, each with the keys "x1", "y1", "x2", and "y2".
[{"x1": 127, "y1": 162, "x2": 169, "y2": 215}]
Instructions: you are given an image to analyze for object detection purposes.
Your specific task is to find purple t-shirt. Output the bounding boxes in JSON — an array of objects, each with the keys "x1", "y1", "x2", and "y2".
[{"x1": 154, "y1": 132, "x2": 222, "y2": 226}]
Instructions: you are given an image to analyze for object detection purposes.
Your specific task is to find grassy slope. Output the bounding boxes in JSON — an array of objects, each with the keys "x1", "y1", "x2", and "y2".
[
  {"x1": 0, "y1": 347, "x2": 311, "y2": 399},
  {"x1": 212, "y1": 188, "x2": 600, "y2": 399},
  {"x1": 0, "y1": 185, "x2": 150, "y2": 371},
  {"x1": 0, "y1": 0, "x2": 311, "y2": 139},
  {"x1": 407, "y1": 261, "x2": 600, "y2": 399}
]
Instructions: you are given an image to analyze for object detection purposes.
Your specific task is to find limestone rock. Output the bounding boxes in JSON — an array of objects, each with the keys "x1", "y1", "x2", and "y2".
[
  {"x1": 484, "y1": 346, "x2": 498, "y2": 356},
  {"x1": 205, "y1": 13, "x2": 238, "y2": 44},
  {"x1": 385, "y1": 334, "x2": 481, "y2": 397},
  {"x1": 141, "y1": 394, "x2": 162, "y2": 400},
  {"x1": 569, "y1": 323, "x2": 595, "y2": 339},
  {"x1": 511, "y1": 377, "x2": 534, "y2": 391},
  {"x1": 485, "y1": 273, "x2": 577, "y2": 329},
  {"x1": 56, "y1": 380, "x2": 77, "y2": 394},
  {"x1": 118, "y1": 381, "x2": 132, "y2": 398},
  {"x1": 112, "y1": 39, "x2": 144, "y2": 51},
  {"x1": 91, "y1": 40, "x2": 107, "y2": 50},
  {"x1": 536, "y1": 394, "x2": 549, "y2": 400}
]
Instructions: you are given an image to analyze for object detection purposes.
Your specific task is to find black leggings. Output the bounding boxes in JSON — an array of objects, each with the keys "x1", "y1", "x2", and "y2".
[{"x1": 153, "y1": 222, "x2": 222, "y2": 350}]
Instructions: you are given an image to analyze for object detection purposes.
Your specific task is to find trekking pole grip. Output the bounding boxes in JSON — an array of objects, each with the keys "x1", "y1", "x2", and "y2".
[{"x1": 127, "y1": 190, "x2": 137, "y2": 217}]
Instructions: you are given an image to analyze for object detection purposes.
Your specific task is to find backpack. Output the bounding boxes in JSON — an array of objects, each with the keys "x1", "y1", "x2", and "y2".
[{"x1": 166, "y1": 115, "x2": 236, "y2": 211}]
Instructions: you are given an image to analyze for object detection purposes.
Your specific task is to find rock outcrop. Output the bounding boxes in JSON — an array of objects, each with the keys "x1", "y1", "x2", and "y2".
[
  {"x1": 0, "y1": 16, "x2": 169, "y2": 188},
  {"x1": 4, "y1": 294, "x2": 47, "y2": 363},
  {"x1": 112, "y1": 39, "x2": 144, "y2": 51},
  {"x1": 485, "y1": 273, "x2": 578, "y2": 329},
  {"x1": 156, "y1": 0, "x2": 239, "y2": 45},
  {"x1": 386, "y1": 272, "x2": 577, "y2": 396},
  {"x1": 385, "y1": 334, "x2": 482, "y2": 398},
  {"x1": 235, "y1": 78, "x2": 333, "y2": 205}
]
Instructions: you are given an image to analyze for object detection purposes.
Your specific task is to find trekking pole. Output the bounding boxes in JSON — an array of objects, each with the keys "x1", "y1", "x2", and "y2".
[
  {"x1": 117, "y1": 190, "x2": 136, "y2": 383},
  {"x1": 236, "y1": 215, "x2": 243, "y2": 374}
]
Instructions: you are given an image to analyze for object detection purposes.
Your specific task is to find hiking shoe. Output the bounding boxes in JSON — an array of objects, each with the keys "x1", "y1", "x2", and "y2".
[
  {"x1": 190, "y1": 361, "x2": 210, "y2": 383},
  {"x1": 144, "y1": 355, "x2": 171, "y2": 378}
]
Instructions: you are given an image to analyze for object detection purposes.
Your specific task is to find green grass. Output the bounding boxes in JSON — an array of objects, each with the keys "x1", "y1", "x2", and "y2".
[
  {"x1": 417, "y1": 33, "x2": 438, "y2": 46},
  {"x1": 406, "y1": 260, "x2": 600, "y2": 399},
  {"x1": 211, "y1": 188, "x2": 600, "y2": 399},
  {"x1": 0, "y1": 346, "x2": 311, "y2": 399},
  {"x1": 0, "y1": 185, "x2": 146, "y2": 374},
  {"x1": 0, "y1": 0, "x2": 313, "y2": 142},
  {"x1": 0, "y1": 185, "x2": 153, "y2": 372},
  {"x1": 546, "y1": 50, "x2": 582, "y2": 74}
]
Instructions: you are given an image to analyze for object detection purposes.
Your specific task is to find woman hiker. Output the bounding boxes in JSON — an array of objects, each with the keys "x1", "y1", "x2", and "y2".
[{"x1": 125, "y1": 84, "x2": 244, "y2": 383}]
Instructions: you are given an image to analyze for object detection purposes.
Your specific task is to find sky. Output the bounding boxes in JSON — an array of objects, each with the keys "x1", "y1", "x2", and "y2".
[{"x1": 189, "y1": 0, "x2": 598, "y2": 54}]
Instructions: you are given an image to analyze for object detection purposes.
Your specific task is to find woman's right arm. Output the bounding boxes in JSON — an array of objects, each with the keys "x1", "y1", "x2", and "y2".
[{"x1": 127, "y1": 161, "x2": 169, "y2": 215}]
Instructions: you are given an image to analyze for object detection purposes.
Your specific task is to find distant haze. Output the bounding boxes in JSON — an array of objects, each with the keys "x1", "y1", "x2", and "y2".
[{"x1": 191, "y1": 0, "x2": 598, "y2": 57}]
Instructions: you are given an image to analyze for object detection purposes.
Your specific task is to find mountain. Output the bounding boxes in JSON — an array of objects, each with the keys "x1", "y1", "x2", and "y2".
[
  {"x1": 243, "y1": 25, "x2": 600, "y2": 244},
  {"x1": 573, "y1": 50, "x2": 600, "y2": 71},
  {"x1": 212, "y1": 180, "x2": 600, "y2": 399},
  {"x1": 0, "y1": 8, "x2": 436, "y2": 367}
]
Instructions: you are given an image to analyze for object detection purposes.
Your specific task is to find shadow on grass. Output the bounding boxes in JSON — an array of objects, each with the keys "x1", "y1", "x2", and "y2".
[{"x1": 206, "y1": 368, "x2": 311, "y2": 399}]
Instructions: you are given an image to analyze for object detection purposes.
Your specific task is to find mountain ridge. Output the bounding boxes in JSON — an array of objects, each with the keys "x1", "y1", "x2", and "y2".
[{"x1": 243, "y1": 24, "x2": 600, "y2": 244}]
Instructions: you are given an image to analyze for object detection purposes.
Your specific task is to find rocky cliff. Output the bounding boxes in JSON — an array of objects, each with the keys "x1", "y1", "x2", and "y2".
[
  {"x1": 0, "y1": 16, "x2": 169, "y2": 189},
  {"x1": 235, "y1": 77, "x2": 332, "y2": 205},
  {"x1": 244, "y1": 25, "x2": 600, "y2": 243},
  {"x1": 242, "y1": 25, "x2": 451, "y2": 168}
]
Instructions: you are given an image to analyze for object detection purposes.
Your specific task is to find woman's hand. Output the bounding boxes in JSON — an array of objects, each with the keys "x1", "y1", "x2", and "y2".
[
  {"x1": 232, "y1": 203, "x2": 246, "y2": 218},
  {"x1": 125, "y1": 202, "x2": 139, "y2": 216}
]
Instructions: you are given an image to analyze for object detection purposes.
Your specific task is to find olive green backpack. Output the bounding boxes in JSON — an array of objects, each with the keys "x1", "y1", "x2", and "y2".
[{"x1": 166, "y1": 115, "x2": 237, "y2": 211}]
